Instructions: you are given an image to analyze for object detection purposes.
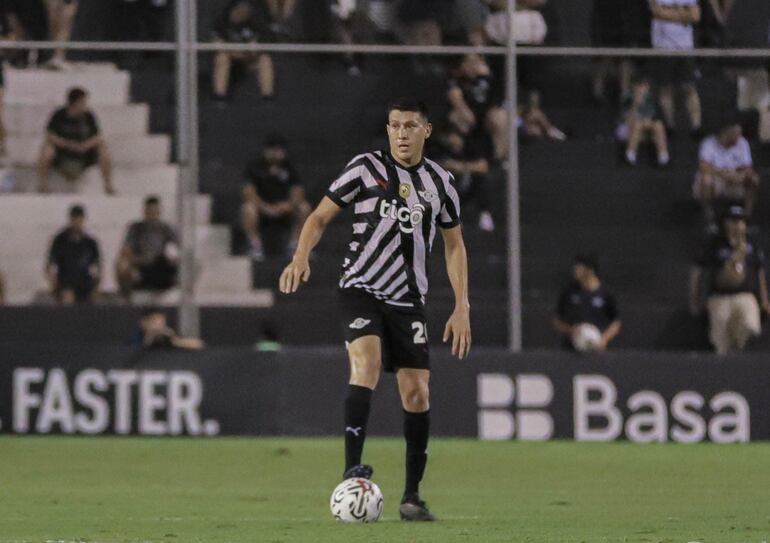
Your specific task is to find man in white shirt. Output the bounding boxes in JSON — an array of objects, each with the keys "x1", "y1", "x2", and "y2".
[
  {"x1": 649, "y1": 0, "x2": 702, "y2": 134},
  {"x1": 693, "y1": 120, "x2": 760, "y2": 220}
]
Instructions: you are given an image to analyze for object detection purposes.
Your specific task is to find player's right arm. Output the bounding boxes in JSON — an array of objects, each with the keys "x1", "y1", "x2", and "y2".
[{"x1": 279, "y1": 196, "x2": 342, "y2": 294}]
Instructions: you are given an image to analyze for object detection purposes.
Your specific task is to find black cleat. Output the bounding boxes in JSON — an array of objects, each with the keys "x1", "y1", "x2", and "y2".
[
  {"x1": 399, "y1": 493, "x2": 436, "y2": 521},
  {"x1": 342, "y1": 464, "x2": 373, "y2": 480}
]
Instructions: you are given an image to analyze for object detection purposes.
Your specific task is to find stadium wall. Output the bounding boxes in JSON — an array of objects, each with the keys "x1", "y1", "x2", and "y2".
[{"x1": 0, "y1": 346, "x2": 766, "y2": 443}]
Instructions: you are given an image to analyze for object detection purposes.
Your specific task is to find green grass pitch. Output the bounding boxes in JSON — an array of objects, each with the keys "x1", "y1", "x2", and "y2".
[{"x1": 0, "y1": 437, "x2": 769, "y2": 542}]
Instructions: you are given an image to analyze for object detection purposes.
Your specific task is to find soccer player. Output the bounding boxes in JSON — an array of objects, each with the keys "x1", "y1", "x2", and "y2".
[{"x1": 279, "y1": 98, "x2": 471, "y2": 521}]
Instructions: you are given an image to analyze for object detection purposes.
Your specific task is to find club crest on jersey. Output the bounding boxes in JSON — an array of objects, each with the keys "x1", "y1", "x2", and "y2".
[
  {"x1": 349, "y1": 318, "x2": 371, "y2": 329},
  {"x1": 379, "y1": 199, "x2": 426, "y2": 234},
  {"x1": 399, "y1": 183, "x2": 411, "y2": 199},
  {"x1": 418, "y1": 190, "x2": 437, "y2": 203}
]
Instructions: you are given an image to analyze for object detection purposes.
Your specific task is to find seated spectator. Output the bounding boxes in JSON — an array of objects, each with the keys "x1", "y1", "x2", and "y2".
[
  {"x1": 619, "y1": 77, "x2": 669, "y2": 166},
  {"x1": 44, "y1": 0, "x2": 79, "y2": 70},
  {"x1": 590, "y1": 0, "x2": 647, "y2": 103},
  {"x1": 446, "y1": 53, "x2": 507, "y2": 160},
  {"x1": 45, "y1": 204, "x2": 101, "y2": 304},
  {"x1": 483, "y1": 0, "x2": 547, "y2": 46},
  {"x1": 0, "y1": 2, "x2": 20, "y2": 155},
  {"x1": 552, "y1": 255, "x2": 622, "y2": 351},
  {"x1": 133, "y1": 307, "x2": 204, "y2": 350},
  {"x1": 233, "y1": 183, "x2": 265, "y2": 260},
  {"x1": 435, "y1": 128, "x2": 495, "y2": 232},
  {"x1": 690, "y1": 206, "x2": 770, "y2": 354},
  {"x1": 264, "y1": 0, "x2": 296, "y2": 39},
  {"x1": 211, "y1": 0, "x2": 275, "y2": 103},
  {"x1": 116, "y1": 196, "x2": 179, "y2": 297},
  {"x1": 693, "y1": 119, "x2": 759, "y2": 221},
  {"x1": 238, "y1": 134, "x2": 310, "y2": 257},
  {"x1": 396, "y1": 0, "x2": 442, "y2": 46},
  {"x1": 519, "y1": 90, "x2": 566, "y2": 142},
  {"x1": 38, "y1": 87, "x2": 115, "y2": 195},
  {"x1": 330, "y1": 0, "x2": 372, "y2": 76},
  {"x1": 649, "y1": 0, "x2": 702, "y2": 135}
]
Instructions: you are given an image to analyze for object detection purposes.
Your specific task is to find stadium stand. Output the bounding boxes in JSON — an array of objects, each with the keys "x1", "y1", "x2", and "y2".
[{"x1": 0, "y1": 63, "x2": 270, "y2": 307}]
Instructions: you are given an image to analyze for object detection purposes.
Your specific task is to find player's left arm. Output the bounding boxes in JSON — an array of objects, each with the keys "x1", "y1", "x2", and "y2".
[{"x1": 441, "y1": 225, "x2": 472, "y2": 359}]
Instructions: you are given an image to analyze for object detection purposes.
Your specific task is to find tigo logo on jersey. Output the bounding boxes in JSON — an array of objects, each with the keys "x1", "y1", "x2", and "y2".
[
  {"x1": 349, "y1": 318, "x2": 371, "y2": 329},
  {"x1": 379, "y1": 199, "x2": 426, "y2": 234}
]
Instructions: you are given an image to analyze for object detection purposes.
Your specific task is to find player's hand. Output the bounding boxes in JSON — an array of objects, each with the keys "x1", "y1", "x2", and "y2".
[
  {"x1": 279, "y1": 257, "x2": 311, "y2": 294},
  {"x1": 443, "y1": 306, "x2": 471, "y2": 359}
]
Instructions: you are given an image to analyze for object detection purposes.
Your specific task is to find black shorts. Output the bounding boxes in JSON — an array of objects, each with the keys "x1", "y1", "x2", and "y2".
[
  {"x1": 338, "y1": 288, "x2": 429, "y2": 373},
  {"x1": 651, "y1": 57, "x2": 699, "y2": 86}
]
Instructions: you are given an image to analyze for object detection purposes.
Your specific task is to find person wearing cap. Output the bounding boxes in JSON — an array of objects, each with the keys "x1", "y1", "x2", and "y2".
[
  {"x1": 237, "y1": 134, "x2": 310, "y2": 258},
  {"x1": 553, "y1": 255, "x2": 622, "y2": 351},
  {"x1": 693, "y1": 119, "x2": 759, "y2": 221},
  {"x1": 690, "y1": 206, "x2": 770, "y2": 354},
  {"x1": 45, "y1": 204, "x2": 101, "y2": 304}
]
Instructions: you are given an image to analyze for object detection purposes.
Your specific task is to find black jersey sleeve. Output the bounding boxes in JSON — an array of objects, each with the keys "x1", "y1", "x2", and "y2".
[
  {"x1": 438, "y1": 173, "x2": 462, "y2": 229},
  {"x1": 326, "y1": 155, "x2": 365, "y2": 208}
]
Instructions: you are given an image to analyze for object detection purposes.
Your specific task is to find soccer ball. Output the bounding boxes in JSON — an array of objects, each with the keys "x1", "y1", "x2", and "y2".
[
  {"x1": 572, "y1": 323, "x2": 602, "y2": 352},
  {"x1": 330, "y1": 478, "x2": 384, "y2": 523}
]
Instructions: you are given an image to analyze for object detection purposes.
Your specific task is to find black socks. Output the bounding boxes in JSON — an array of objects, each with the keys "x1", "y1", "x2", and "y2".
[
  {"x1": 404, "y1": 409, "x2": 430, "y2": 496},
  {"x1": 344, "y1": 384, "x2": 373, "y2": 471}
]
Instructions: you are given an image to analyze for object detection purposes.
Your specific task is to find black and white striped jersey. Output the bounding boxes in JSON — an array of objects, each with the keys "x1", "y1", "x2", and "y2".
[{"x1": 325, "y1": 149, "x2": 461, "y2": 307}]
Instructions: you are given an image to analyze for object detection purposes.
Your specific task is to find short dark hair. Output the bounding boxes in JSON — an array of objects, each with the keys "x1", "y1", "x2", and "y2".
[
  {"x1": 140, "y1": 306, "x2": 164, "y2": 318},
  {"x1": 144, "y1": 195, "x2": 160, "y2": 207},
  {"x1": 67, "y1": 87, "x2": 87, "y2": 106},
  {"x1": 574, "y1": 254, "x2": 600, "y2": 276},
  {"x1": 69, "y1": 204, "x2": 85, "y2": 218},
  {"x1": 719, "y1": 116, "x2": 742, "y2": 132},
  {"x1": 387, "y1": 97, "x2": 429, "y2": 122},
  {"x1": 263, "y1": 133, "x2": 287, "y2": 149}
]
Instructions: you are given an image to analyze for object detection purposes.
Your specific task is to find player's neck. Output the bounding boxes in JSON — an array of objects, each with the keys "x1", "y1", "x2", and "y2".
[{"x1": 389, "y1": 149, "x2": 423, "y2": 169}]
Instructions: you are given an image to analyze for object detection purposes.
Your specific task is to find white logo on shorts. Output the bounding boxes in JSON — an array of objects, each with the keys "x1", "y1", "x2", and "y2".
[{"x1": 349, "y1": 318, "x2": 371, "y2": 330}]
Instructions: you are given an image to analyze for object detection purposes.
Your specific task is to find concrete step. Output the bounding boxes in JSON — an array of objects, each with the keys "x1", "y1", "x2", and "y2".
[
  {"x1": 197, "y1": 257, "x2": 253, "y2": 292},
  {"x1": 6, "y1": 134, "x2": 171, "y2": 166},
  {"x1": 5, "y1": 103, "x2": 149, "y2": 136},
  {"x1": 4, "y1": 65, "x2": 130, "y2": 106},
  {"x1": 9, "y1": 165, "x2": 179, "y2": 197},
  {"x1": 0, "y1": 222, "x2": 235, "y2": 305}
]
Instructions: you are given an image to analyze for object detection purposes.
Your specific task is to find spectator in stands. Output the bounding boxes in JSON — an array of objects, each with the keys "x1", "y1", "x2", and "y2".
[
  {"x1": 591, "y1": 0, "x2": 649, "y2": 103},
  {"x1": 134, "y1": 307, "x2": 205, "y2": 350},
  {"x1": 553, "y1": 255, "x2": 622, "y2": 351},
  {"x1": 6, "y1": 0, "x2": 47, "y2": 67},
  {"x1": 233, "y1": 183, "x2": 265, "y2": 260},
  {"x1": 519, "y1": 90, "x2": 566, "y2": 142},
  {"x1": 211, "y1": 0, "x2": 275, "y2": 104},
  {"x1": 446, "y1": 53, "x2": 507, "y2": 160},
  {"x1": 649, "y1": 0, "x2": 702, "y2": 135},
  {"x1": 44, "y1": 0, "x2": 78, "y2": 70},
  {"x1": 45, "y1": 204, "x2": 101, "y2": 304},
  {"x1": 435, "y1": 128, "x2": 495, "y2": 232},
  {"x1": 693, "y1": 119, "x2": 759, "y2": 221},
  {"x1": 264, "y1": 0, "x2": 296, "y2": 40},
  {"x1": 329, "y1": 0, "x2": 373, "y2": 76},
  {"x1": 700, "y1": 0, "x2": 736, "y2": 47},
  {"x1": 0, "y1": 2, "x2": 20, "y2": 155},
  {"x1": 116, "y1": 196, "x2": 179, "y2": 297},
  {"x1": 690, "y1": 206, "x2": 770, "y2": 354},
  {"x1": 241, "y1": 134, "x2": 310, "y2": 256},
  {"x1": 620, "y1": 76, "x2": 670, "y2": 166},
  {"x1": 38, "y1": 87, "x2": 115, "y2": 195}
]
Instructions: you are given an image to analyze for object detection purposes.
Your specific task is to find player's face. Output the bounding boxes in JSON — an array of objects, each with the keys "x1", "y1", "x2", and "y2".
[{"x1": 386, "y1": 110, "x2": 431, "y2": 167}]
